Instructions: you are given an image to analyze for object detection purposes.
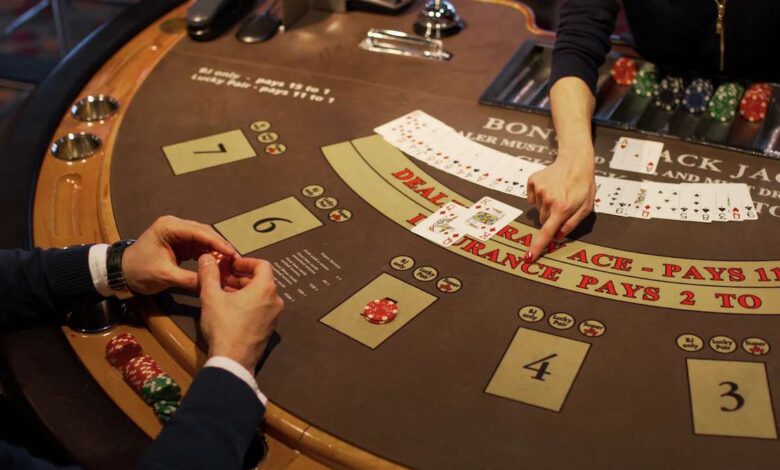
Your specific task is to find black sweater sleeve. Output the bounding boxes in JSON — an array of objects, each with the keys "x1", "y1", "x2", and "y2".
[
  {"x1": 550, "y1": 0, "x2": 619, "y2": 95},
  {"x1": 0, "y1": 246, "x2": 103, "y2": 329},
  {"x1": 137, "y1": 367, "x2": 265, "y2": 470}
]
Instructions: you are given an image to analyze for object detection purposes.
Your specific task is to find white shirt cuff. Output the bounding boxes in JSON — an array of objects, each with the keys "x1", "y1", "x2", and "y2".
[
  {"x1": 88, "y1": 243, "x2": 113, "y2": 297},
  {"x1": 204, "y1": 356, "x2": 268, "y2": 406}
]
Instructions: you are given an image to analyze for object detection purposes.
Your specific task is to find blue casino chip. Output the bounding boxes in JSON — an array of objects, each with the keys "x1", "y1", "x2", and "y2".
[{"x1": 682, "y1": 78, "x2": 714, "y2": 114}]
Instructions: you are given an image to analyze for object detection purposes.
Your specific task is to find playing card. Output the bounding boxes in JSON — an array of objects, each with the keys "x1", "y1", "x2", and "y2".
[
  {"x1": 610, "y1": 137, "x2": 663, "y2": 175},
  {"x1": 643, "y1": 181, "x2": 682, "y2": 220},
  {"x1": 626, "y1": 182, "x2": 653, "y2": 219},
  {"x1": 724, "y1": 183, "x2": 758, "y2": 221},
  {"x1": 499, "y1": 159, "x2": 543, "y2": 198},
  {"x1": 375, "y1": 110, "x2": 453, "y2": 155},
  {"x1": 473, "y1": 154, "x2": 505, "y2": 186},
  {"x1": 454, "y1": 196, "x2": 523, "y2": 241},
  {"x1": 594, "y1": 177, "x2": 636, "y2": 216},
  {"x1": 482, "y1": 156, "x2": 519, "y2": 190},
  {"x1": 679, "y1": 183, "x2": 716, "y2": 223},
  {"x1": 411, "y1": 202, "x2": 468, "y2": 247}
]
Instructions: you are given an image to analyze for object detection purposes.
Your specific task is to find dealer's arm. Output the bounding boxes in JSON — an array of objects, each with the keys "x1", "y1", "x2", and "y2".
[{"x1": 526, "y1": 0, "x2": 618, "y2": 262}]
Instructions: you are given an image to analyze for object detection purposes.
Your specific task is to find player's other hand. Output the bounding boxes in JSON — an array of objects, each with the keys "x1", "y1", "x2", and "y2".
[
  {"x1": 198, "y1": 254, "x2": 284, "y2": 373},
  {"x1": 526, "y1": 153, "x2": 595, "y2": 263},
  {"x1": 122, "y1": 215, "x2": 236, "y2": 295}
]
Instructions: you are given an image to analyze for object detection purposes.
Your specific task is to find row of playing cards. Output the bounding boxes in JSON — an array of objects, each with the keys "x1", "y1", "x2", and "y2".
[
  {"x1": 412, "y1": 196, "x2": 523, "y2": 247},
  {"x1": 374, "y1": 110, "x2": 545, "y2": 198},
  {"x1": 595, "y1": 178, "x2": 758, "y2": 222},
  {"x1": 375, "y1": 111, "x2": 758, "y2": 223}
]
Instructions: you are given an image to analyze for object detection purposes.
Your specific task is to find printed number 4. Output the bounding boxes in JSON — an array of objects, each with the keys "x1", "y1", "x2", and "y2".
[{"x1": 523, "y1": 354, "x2": 557, "y2": 381}]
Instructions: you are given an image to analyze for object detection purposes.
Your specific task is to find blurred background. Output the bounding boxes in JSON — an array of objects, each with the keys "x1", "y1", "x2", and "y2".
[{"x1": 0, "y1": 0, "x2": 569, "y2": 133}]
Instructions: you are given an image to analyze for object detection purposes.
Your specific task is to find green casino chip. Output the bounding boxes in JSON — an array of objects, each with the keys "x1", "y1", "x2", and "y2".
[
  {"x1": 141, "y1": 375, "x2": 182, "y2": 404},
  {"x1": 153, "y1": 399, "x2": 179, "y2": 422}
]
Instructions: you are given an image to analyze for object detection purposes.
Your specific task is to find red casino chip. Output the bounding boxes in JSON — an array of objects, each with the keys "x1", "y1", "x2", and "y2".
[
  {"x1": 610, "y1": 57, "x2": 637, "y2": 86},
  {"x1": 739, "y1": 93, "x2": 768, "y2": 122},
  {"x1": 105, "y1": 332, "x2": 143, "y2": 369},
  {"x1": 210, "y1": 250, "x2": 234, "y2": 284},
  {"x1": 123, "y1": 354, "x2": 165, "y2": 392},
  {"x1": 361, "y1": 298, "x2": 399, "y2": 325},
  {"x1": 746, "y1": 82, "x2": 772, "y2": 101}
]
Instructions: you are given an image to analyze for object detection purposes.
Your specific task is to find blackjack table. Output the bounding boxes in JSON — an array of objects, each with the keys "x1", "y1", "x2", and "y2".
[{"x1": 2, "y1": 0, "x2": 780, "y2": 468}]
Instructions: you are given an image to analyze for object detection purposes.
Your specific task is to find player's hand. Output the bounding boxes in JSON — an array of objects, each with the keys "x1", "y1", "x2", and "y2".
[
  {"x1": 198, "y1": 254, "x2": 284, "y2": 372},
  {"x1": 526, "y1": 154, "x2": 595, "y2": 263},
  {"x1": 122, "y1": 215, "x2": 236, "y2": 295}
]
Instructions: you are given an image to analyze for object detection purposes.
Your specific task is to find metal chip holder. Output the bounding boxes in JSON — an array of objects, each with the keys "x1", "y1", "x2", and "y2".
[{"x1": 359, "y1": 29, "x2": 452, "y2": 61}]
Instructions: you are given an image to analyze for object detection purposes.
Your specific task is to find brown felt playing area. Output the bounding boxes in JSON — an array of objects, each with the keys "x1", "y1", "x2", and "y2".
[{"x1": 34, "y1": 0, "x2": 780, "y2": 468}]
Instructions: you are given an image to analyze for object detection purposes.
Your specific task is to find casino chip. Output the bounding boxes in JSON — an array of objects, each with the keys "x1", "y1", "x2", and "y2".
[
  {"x1": 361, "y1": 298, "x2": 399, "y2": 325},
  {"x1": 105, "y1": 332, "x2": 143, "y2": 369},
  {"x1": 631, "y1": 62, "x2": 658, "y2": 97},
  {"x1": 653, "y1": 76, "x2": 684, "y2": 111},
  {"x1": 154, "y1": 400, "x2": 179, "y2": 423},
  {"x1": 708, "y1": 82, "x2": 744, "y2": 122},
  {"x1": 740, "y1": 93, "x2": 769, "y2": 122},
  {"x1": 682, "y1": 78, "x2": 714, "y2": 113},
  {"x1": 746, "y1": 82, "x2": 772, "y2": 101},
  {"x1": 610, "y1": 57, "x2": 637, "y2": 86},
  {"x1": 739, "y1": 83, "x2": 772, "y2": 122},
  {"x1": 142, "y1": 375, "x2": 182, "y2": 404},
  {"x1": 123, "y1": 354, "x2": 165, "y2": 394}
]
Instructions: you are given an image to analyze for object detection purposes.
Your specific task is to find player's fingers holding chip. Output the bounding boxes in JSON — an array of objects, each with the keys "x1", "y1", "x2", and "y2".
[
  {"x1": 198, "y1": 253, "x2": 223, "y2": 298},
  {"x1": 159, "y1": 216, "x2": 236, "y2": 258}
]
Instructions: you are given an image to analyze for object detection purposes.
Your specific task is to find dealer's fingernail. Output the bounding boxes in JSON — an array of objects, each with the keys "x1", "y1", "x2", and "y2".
[{"x1": 524, "y1": 252, "x2": 533, "y2": 263}]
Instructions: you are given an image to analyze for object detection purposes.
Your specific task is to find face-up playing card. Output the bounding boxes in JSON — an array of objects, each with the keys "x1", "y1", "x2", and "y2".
[
  {"x1": 722, "y1": 183, "x2": 758, "y2": 221},
  {"x1": 609, "y1": 137, "x2": 664, "y2": 175},
  {"x1": 679, "y1": 183, "x2": 716, "y2": 223},
  {"x1": 454, "y1": 196, "x2": 523, "y2": 241},
  {"x1": 643, "y1": 181, "x2": 682, "y2": 220},
  {"x1": 626, "y1": 183, "x2": 653, "y2": 219},
  {"x1": 411, "y1": 202, "x2": 468, "y2": 247},
  {"x1": 499, "y1": 159, "x2": 543, "y2": 198},
  {"x1": 375, "y1": 110, "x2": 454, "y2": 155},
  {"x1": 594, "y1": 177, "x2": 636, "y2": 216}
]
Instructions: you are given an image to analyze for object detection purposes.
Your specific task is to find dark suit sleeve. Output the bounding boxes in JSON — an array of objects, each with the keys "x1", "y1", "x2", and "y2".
[
  {"x1": 137, "y1": 367, "x2": 265, "y2": 470},
  {"x1": 550, "y1": 0, "x2": 619, "y2": 95},
  {"x1": 0, "y1": 246, "x2": 103, "y2": 329}
]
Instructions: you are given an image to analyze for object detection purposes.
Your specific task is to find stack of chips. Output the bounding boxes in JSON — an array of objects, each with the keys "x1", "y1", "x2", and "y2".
[
  {"x1": 682, "y1": 79, "x2": 714, "y2": 113},
  {"x1": 708, "y1": 82, "x2": 745, "y2": 122},
  {"x1": 739, "y1": 83, "x2": 772, "y2": 123},
  {"x1": 610, "y1": 57, "x2": 637, "y2": 86},
  {"x1": 653, "y1": 76, "x2": 684, "y2": 111},
  {"x1": 632, "y1": 62, "x2": 658, "y2": 97},
  {"x1": 105, "y1": 333, "x2": 181, "y2": 423}
]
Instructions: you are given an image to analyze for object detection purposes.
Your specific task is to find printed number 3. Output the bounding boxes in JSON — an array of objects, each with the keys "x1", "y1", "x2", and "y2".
[{"x1": 720, "y1": 381, "x2": 745, "y2": 412}]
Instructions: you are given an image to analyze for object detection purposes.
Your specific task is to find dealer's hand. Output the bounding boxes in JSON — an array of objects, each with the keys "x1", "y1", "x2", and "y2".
[
  {"x1": 526, "y1": 154, "x2": 595, "y2": 263},
  {"x1": 122, "y1": 215, "x2": 236, "y2": 295},
  {"x1": 198, "y1": 254, "x2": 284, "y2": 373},
  {"x1": 525, "y1": 76, "x2": 598, "y2": 263}
]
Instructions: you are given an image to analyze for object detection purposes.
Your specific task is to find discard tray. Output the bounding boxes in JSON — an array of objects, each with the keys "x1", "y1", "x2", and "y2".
[{"x1": 480, "y1": 40, "x2": 780, "y2": 159}]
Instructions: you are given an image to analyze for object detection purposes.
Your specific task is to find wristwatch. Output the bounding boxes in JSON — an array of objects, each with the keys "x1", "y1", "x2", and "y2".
[{"x1": 106, "y1": 239, "x2": 136, "y2": 300}]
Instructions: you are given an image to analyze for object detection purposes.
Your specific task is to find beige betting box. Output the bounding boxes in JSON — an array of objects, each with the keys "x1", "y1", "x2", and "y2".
[
  {"x1": 214, "y1": 196, "x2": 322, "y2": 255},
  {"x1": 687, "y1": 358, "x2": 777, "y2": 439},
  {"x1": 486, "y1": 327, "x2": 590, "y2": 412},
  {"x1": 320, "y1": 273, "x2": 437, "y2": 349},
  {"x1": 163, "y1": 129, "x2": 256, "y2": 175}
]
